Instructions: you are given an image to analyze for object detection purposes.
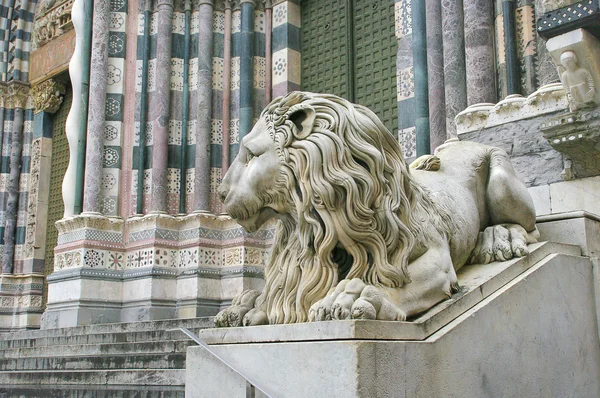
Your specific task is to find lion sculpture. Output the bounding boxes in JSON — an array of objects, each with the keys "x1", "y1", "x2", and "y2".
[{"x1": 216, "y1": 92, "x2": 539, "y2": 327}]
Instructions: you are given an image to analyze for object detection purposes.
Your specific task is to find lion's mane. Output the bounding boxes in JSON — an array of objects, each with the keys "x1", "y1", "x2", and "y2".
[{"x1": 256, "y1": 92, "x2": 451, "y2": 324}]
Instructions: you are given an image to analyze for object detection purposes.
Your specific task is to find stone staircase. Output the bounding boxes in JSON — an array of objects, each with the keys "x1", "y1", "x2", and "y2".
[{"x1": 0, "y1": 317, "x2": 214, "y2": 397}]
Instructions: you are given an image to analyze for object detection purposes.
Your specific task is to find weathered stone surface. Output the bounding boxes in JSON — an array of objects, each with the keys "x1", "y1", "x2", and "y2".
[
  {"x1": 537, "y1": 212, "x2": 600, "y2": 257},
  {"x1": 0, "y1": 318, "x2": 212, "y2": 395},
  {"x1": 460, "y1": 112, "x2": 565, "y2": 187},
  {"x1": 547, "y1": 176, "x2": 600, "y2": 216},
  {"x1": 187, "y1": 253, "x2": 600, "y2": 398}
]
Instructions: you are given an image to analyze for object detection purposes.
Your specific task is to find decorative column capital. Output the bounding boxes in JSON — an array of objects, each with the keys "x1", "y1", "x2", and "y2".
[
  {"x1": 197, "y1": 0, "x2": 214, "y2": 6},
  {"x1": 31, "y1": 79, "x2": 67, "y2": 114},
  {"x1": 5, "y1": 82, "x2": 31, "y2": 109},
  {"x1": 223, "y1": 0, "x2": 233, "y2": 9},
  {"x1": 262, "y1": 0, "x2": 272, "y2": 9},
  {"x1": 239, "y1": 0, "x2": 255, "y2": 5},
  {"x1": 0, "y1": 83, "x2": 6, "y2": 108},
  {"x1": 156, "y1": 0, "x2": 174, "y2": 9}
]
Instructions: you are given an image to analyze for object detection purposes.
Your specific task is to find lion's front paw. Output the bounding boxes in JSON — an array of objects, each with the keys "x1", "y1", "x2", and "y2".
[
  {"x1": 469, "y1": 224, "x2": 533, "y2": 265},
  {"x1": 214, "y1": 290, "x2": 262, "y2": 327},
  {"x1": 309, "y1": 279, "x2": 406, "y2": 322}
]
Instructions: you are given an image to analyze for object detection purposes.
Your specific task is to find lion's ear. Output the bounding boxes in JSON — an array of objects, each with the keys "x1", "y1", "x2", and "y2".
[{"x1": 288, "y1": 106, "x2": 316, "y2": 139}]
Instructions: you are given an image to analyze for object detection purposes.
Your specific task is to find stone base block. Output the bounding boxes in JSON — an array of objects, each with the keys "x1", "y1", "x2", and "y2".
[
  {"x1": 0, "y1": 312, "x2": 42, "y2": 331},
  {"x1": 0, "y1": 274, "x2": 45, "y2": 330},
  {"x1": 42, "y1": 300, "x2": 122, "y2": 329},
  {"x1": 186, "y1": 249, "x2": 600, "y2": 398},
  {"x1": 176, "y1": 298, "x2": 226, "y2": 318},
  {"x1": 537, "y1": 211, "x2": 600, "y2": 257},
  {"x1": 120, "y1": 299, "x2": 177, "y2": 323}
]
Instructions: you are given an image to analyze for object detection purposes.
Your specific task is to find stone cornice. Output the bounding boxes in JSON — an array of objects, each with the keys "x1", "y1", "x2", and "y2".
[
  {"x1": 31, "y1": 78, "x2": 66, "y2": 114},
  {"x1": 456, "y1": 83, "x2": 569, "y2": 135},
  {"x1": 56, "y1": 214, "x2": 125, "y2": 235}
]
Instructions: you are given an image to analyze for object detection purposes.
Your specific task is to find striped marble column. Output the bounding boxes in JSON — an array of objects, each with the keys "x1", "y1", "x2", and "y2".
[
  {"x1": 194, "y1": 0, "x2": 214, "y2": 213},
  {"x1": 149, "y1": 0, "x2": 174, "y2": 214},
  {"x1": 2, "y1": 83, "x2": 28, "y2": 274},
  {"x1": 426, "y1": 0, "x2": 446, "y2": 150},
  {"x1": 238, "y1": 0, "x2": 255, "y2": 147},
  {"x1": 221, "y1": 0, "x2": 232, "y2": 175},
  {"x1": 82, "y1": 0, "x2": 109, "y2": 214},
  {"x1": 463, "y1": 0, "x2": 496, "y2": 105},
  {"x1": 441, "y1": 0, "x2": 467, "y2": 138},
  {"x1": 412, "y1": 0, "x2": 430, "y2": 156},
  {"x1": 264, "y1": 0, "x2": 272, "y2": 104},
  {"x1": 503, "y1": 0, "x2": 520, "y2": 95}
]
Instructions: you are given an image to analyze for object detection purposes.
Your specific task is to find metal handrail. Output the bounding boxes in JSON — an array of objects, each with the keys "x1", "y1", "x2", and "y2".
[{"x1": 171, "y1": 327, "x2": 274, "y2": 398}]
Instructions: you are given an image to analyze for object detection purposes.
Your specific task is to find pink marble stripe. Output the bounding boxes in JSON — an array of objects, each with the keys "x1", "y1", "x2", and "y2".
[{"x1": 120, "y1": 0, "x2": 140, "y2": 227}]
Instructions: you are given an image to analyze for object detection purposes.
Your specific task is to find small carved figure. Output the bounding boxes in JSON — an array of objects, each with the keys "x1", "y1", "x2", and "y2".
[
  {"x1": 215, "y1": 92, "x2": 540, "y2": 327},
  {"x1": 560, "y1": 50, "x2": 596, "y2": 111}
]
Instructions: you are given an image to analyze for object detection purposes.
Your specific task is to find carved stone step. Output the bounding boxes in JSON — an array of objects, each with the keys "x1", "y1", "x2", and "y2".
[
  {"x1": 0, "y1": 353, "x2": 186, "y2": 371},
  {"x1": 0, "y1": 369, "x2": 185, "y2": 386},
  {"x1": 0, "y1": 340, "x2": 195, "y2": 359}
]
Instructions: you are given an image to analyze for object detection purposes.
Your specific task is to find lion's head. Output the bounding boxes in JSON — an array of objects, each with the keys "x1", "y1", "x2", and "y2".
[{"x1": 218, "y1": 92, "x2": 435, "y2": 323}]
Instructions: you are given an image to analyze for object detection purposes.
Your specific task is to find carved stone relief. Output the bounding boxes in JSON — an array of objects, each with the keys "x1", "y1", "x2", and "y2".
[
  {"x1": 559, "y1": 51, "x2": 596, "y2": 111},
  {"x1": 34, "y1": 0, "x2": 74, "y2": 49},
  {"x1": 24, "y1": 139, "x2": 43, "y2": 259},
  {"x1": 547, "y1": 29, "x2": 600, "y2": 112},
  {"x1": 31, "y1": 79, "x2": 66, "y2": 114}
]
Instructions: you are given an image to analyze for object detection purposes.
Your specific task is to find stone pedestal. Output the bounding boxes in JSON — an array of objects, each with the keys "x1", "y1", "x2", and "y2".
[
  {"x1": 186, "y1": 243, "x2": 600, "y2": 397},
  {"x1": 43, "y1": 213, "x2": 272, "y2": 328}
]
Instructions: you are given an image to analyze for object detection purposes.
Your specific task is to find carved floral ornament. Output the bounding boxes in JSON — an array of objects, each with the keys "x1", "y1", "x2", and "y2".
[{"x1": 31, "y1": 79, "x2": 66, "y2": 114}]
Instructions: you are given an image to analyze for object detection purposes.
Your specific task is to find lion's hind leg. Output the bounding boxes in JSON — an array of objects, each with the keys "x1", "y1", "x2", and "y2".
[
  {"x1": 486, "y1": 148, "x2": 537, "y2": 232},
  {"x1": 470, "y1": 147, "x2": 540, "y2": 266},
  {"x1": 468, "y1": 224, "x2": 539, "y2": 265}
]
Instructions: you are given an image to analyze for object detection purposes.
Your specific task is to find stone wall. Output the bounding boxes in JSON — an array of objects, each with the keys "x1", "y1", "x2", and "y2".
[{"x1": 459, "y1": 112, "x2": 565, "y2": 187}]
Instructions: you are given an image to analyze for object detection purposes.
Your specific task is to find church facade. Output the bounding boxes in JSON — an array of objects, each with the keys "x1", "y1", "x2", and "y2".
[{"x1": 0, "y1": 0, "x2": 599, "y2": 332}]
